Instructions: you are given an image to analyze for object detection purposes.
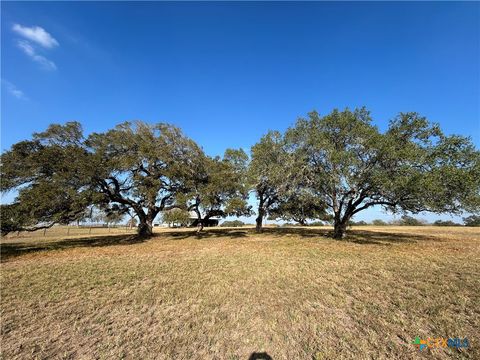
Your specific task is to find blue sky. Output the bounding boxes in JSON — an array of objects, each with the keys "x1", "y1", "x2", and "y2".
[{"x1": 1, "y1": 1, "x2": 479, "y2": 223}]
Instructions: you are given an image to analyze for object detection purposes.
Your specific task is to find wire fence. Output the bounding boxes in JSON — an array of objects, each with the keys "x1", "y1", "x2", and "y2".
[{"x1": 4, "y1": 225, "x2": 137, "y2": 240}]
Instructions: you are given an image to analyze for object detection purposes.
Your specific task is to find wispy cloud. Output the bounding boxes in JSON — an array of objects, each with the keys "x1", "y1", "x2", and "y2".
[
  {"x1": 2, "y1": 79, "x2": 28, "y2": 100},
  {"x1": 16, "y1": 39, "x2": 57, "y2": 71},
  {"x1": 12, "y1": 24, "x2": 59, "y2": 49},
  {"x1": 12, "y1": 23, "x2": 58, "y2": 71}
]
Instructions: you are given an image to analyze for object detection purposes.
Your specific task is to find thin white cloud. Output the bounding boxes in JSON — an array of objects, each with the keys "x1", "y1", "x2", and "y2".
[
  {"x1": 17, "y1": 40, "x2": 57, "y2": 71},
  {"x1": 12, "y1": 24, "x2": 59, "y2": 48},
  {"x1": 10, "y1": 88, "x2": 25, "y2": 99},
  {"x1": 2, "y1": 80, "x2": 27, "y2": 100},
  {"x1": 16, "y1": 40, "x2": 35, "y2": 56}
]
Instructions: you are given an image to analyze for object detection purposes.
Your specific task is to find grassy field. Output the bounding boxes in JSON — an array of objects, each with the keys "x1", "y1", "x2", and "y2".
[{"x1": 1, "y1": 226, "x2": 478, "y2": 359}]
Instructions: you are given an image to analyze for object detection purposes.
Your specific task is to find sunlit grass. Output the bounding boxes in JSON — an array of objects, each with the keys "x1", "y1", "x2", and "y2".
[{"x1": 1, "y1": 226, "x2": 479, "y2": 359}]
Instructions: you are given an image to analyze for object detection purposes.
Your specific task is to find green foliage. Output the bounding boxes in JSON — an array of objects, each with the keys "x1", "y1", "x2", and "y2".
[
  {"x1": 3, "y1": 108, "x2": 479, "y2": 239},
  {"x1": 397, "y1": 215, "x2": 426, "y2": 226},
  {"x1": 162, "y1": 209, "x2": 190, "y2": 226},
  {"x1": 433, "y1": 220, "x2": 461, "y2": 226},
  {"x1": 220, "y1": 220, "x2": 245, "y2": 227},
  {"x1": 248, "y1": 131, "x2": 286, "y2": 230},
  {"x1": 463, "y1": 215, "x2": 480, "y2": 227},
  {"x1": 1, "y1": 125, "x2": 95, "y2": 235},
  {"x1": 103, "y1": 210, "x2": 125, "y2": 226},
  {"x1": 181, "y1": 149, "x2": 252, "y2": 226},
  {"x1": 282, "y1": 107, "x2": 480, "y2": 238},
  {"x1": 269, "y1": 189, "x2": 328, "y2": 226},
  {"x1": 372, "y1": 219, "x2": 388, "y2": 226},
  {"x1": 85, "y1": 205, "x2": 127, "y2": 226},
  {"x1": 1, "y1": 121, "x2": 204, "y2": 236}
]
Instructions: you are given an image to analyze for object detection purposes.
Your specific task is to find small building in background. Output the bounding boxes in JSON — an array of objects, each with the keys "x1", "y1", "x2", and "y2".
[
  {"x1": 188, "y1": 218, "x2": 219, "y2": 227},
  {"x1": 187, "y1": 212, "x2": 219, "y2": 227}
]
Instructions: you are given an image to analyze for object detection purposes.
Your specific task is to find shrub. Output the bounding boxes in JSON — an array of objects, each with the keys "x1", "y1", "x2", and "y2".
[
  {"x1": 433, "y1": 220, "x2": 461, "y2": 226},
  {"x1": 372, "y1": 219, "x2": 387, "y2": 226},
  {"x1": 220, "y1": 220, "x2": 245, "y2": 227},
  {"x1": 350, "y1": 220, "x2": 368, "y2": 226},
  {"x1": 398, "y1": 215, "x2": 426, "y2": 226},
  {"x1": 463, "y1": 215, "x2": 480, "y2": 227}
]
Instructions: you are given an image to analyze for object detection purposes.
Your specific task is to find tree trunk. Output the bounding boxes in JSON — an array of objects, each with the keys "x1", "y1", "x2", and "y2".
[
  {"x1": 333, "y1": 220, "x2": 348, "y2": 239},
  {"x1": 255, "y1": 211, "x2": 264, "y2": 233},
  {"x1": 256, "y1": 196, "x2": 265, "y2": 233},
  {"x1": 194, "y1": 208, "x2": 204, "y2": 233},
  {"x1": 137, "y1": 219, "x2": 153, "y2": 237},
  {"x1": 196, "y1": 219, "x2": 204, "y2": 233}
]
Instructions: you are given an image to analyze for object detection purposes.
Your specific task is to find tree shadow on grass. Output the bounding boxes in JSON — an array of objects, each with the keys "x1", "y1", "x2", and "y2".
[
  {"x1": 0, "y1": 234, "x2": 144, "y2": 262},
  {"x1": 157, "y1": 226, "x2": 435, "y2": 246},
  {"x1": 345, "y1": 229, "x2": 437, "y2": 245},
  {"x1": 157, "y1": 228, "x2": 249, "y2": 241},
  {"x1": 248, "y1": 352, "x2": 272, "y2": 360},
  {"x1": 0, "y1": 229, "x2": 249, "y2": 261},
  {"x1": 0, "y1": 227, "x2": 438, "y2": 262},
  {"x1": 260, "y1": 227, "x2": 330, "y2": 238},
  {"x1": 259, "y1": 227, "x2": 436, "y2": 245}
]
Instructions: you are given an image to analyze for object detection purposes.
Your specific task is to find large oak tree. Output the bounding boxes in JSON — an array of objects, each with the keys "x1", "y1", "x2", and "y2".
[
  {"x1": 248, "y1": 131, "x2": 285, "y2": 232},
  {"x1": 284, "y1": 108, "x2": 480, "y2": 238},
  {"x1": 1, "y1": 121, "x2": 204, "y2": 237}
]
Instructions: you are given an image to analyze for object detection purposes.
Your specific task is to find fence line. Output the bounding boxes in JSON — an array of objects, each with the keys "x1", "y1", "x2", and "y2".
[{"x1": 8, "y1": 225, "x2": 137, "y2": 239}]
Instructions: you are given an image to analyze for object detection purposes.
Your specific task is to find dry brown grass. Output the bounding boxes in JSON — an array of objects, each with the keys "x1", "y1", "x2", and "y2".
[{"x1": 1, "y1": 226, "x2": 479, "y2": 359}]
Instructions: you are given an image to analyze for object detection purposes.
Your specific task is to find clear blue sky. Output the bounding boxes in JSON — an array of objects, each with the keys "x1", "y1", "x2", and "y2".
[{"x1": 1, "y1": 1, "x2": 479, "y2": 223}]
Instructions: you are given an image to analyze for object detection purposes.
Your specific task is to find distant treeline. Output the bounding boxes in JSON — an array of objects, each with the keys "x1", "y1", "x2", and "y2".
[
  {"x1": 221, "y1": 214, "x2": 480, "y2": 227},
  {"x1": 349, "y1": 215, "x2": 480, "y2": 227}
]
